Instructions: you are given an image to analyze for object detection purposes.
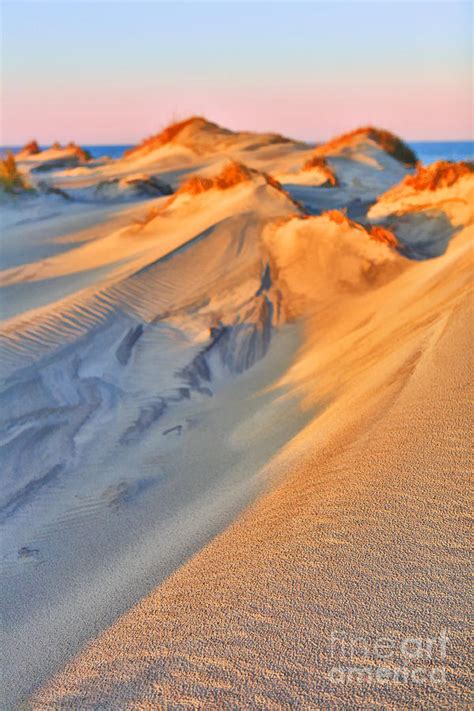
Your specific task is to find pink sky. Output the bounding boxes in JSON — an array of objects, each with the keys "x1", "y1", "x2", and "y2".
[{"x1": 2, "y1": 1, "x2": 472, "y2": 144}]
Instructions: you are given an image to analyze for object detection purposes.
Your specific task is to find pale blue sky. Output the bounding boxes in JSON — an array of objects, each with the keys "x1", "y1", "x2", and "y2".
[{"x1": 1, "y1": 1, "x2": 472, "y2": 143}]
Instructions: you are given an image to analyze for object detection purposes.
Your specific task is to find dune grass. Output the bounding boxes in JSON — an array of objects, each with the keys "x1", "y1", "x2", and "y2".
[
  {"x1": 302, "y1": 155, "x2": 338, "y2": 185},
  {"x1": 20, "y1": 140, "x2": 40, "y2": 156},
  {"x1": 174, "y1": 162, "x2": 301, "y2": 209},
  {"x1": 404, "y1": 160, "x2": 473, "y2": 191},
  {"x1": 48, "y1": 142, "x2": 91, "y2": 161},
  {"x1": 323, "y1": 209, "x2": 398, "y2": 247},
  {"x1": 125, "y1": 116, "x2": 212, "y2": 157},
  {"x1": 0, "y1": 152, "x2": 31, "y2": 193},
  {"x1": 134, "y1": 161, "x2": 301, "y2": 228},
  {"x1": 368, "y1": 225, "x2": 398, "y2": 247},
  {"x1": 315, "y1": 126, "x2": 418, "y2": 166}
]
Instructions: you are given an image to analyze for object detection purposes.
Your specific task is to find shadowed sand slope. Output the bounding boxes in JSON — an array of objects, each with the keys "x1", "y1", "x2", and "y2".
[
  {"x1": 1, "y1": 121, "x2": 472, "y2": 709},
  {"x1": 30, "y1": 214, "x2": 473, "y2": 708}
]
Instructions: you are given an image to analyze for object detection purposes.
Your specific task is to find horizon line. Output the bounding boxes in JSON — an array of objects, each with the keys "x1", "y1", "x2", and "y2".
[{"x1": 2, "y1": 137, "x2": 474, "y2": 147}]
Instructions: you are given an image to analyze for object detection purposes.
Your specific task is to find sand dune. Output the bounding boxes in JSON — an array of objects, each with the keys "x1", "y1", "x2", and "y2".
[
  {"x1": 17, "y1": 142, "x2": 92, "y2": 171},
  {"x1": 1, "y1": 119, "x2": 472, "y2": 708},
  {"x1": 369, "y1": 160, "x2": 474, "y2": 258},
  {"x1": 31, "y1": 228, "x2": 473, "y2": 710}
]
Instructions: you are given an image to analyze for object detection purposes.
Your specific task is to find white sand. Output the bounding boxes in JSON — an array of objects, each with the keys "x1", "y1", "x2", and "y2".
[{"x1": 1, "y1": 120, "x2": 472, "y2": 708}]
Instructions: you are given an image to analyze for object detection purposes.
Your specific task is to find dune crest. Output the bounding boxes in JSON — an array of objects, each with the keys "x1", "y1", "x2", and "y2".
[
  {"x1": 262, "y1": 212, "x2": 403, "y2": 319},
  {"x1": 16, "y1": 139, "x2": 40, "y2": 159},
  {"x1": 404, "y1": 159, "x2": 474, "y2": 190},
  {"x1": 26, "y1": 148, "x2": 473, "y2": 711},
  {"x1": 314, "y1": 125, "x2": 418, "y2": 166},
  {"x1": 131, "y1": 161, "x2": 302, "y2": 221},
  {"x1": 124, "y1": 116, "x2": 298, "y2": 161},
  {"x1": 124, "y1": 116, "x2": 212, "y2": 156},
  {"x1": 1, "y1": 119, "x2": 472, "y2": 709},
  {"x1": 0, "y1": 152, "x2": 31, "y2": 193},
  {"x1": 16, "y1": 141, "x2": 92, "y2": 173},
  {"x1": 175, "y1": 160, "x2": 296, "y2": 199},
  {"x1": 302, "y1": 155, "x2": 338, "y2": 184},
  {"x1": 369, "y1": 159, "x2": 474, "y2": 258}
]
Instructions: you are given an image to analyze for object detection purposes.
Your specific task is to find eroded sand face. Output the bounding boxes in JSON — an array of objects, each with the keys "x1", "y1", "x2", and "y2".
[{"x1": 1, "y1": 121, "x2": 472, "y2": 708}]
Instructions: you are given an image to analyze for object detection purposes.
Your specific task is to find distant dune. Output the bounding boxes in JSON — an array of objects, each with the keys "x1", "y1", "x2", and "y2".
[
  {"x1": 0, "y1": 117, "x2": 472, "y2": 709},
  {"x1": 124, "y1": 116, "x2": 295, "y2": 159},
  {"x1": 312, "y1": 125, "x2": 418, "y2": 166}
]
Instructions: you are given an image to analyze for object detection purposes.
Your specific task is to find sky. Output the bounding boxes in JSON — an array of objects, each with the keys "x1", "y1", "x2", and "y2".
[{"x1": 1, "y1": 1, "x2": 472, "y2": 144}]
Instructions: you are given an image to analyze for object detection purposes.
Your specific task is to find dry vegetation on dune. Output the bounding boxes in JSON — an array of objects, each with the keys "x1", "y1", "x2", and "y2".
[
  {"x1": 44, "y1": 141, "x2": 92, "y2": 162},
  {"x1": 125, "y1": 116, "x2": 293, "y2": 158},
  {"x1": 302, "y1": 155, "x2": 338, "y2": 185},
  {"x1": 5, "y1": 117, "x2": 473, "y2": 710},
  {"x1": 324, "y1": 208, "x2": 362, "y2": 229},
  {"x1": 0, "y1": 152, "x2": 31, "y2": 192},
  {"x1": 315, "y1": 126, "x2": 418, "y2": 166},
  {"x1": 48, "y1": 141, "x2": 91, "y2": 161},
  {"x1": 124, "y1": 116, "x2": 214, "y2": 157},
  {"x1": 368, "y1": 224, "x2": 399, "y2": 247},
  {"x1": 268, "y1": 211, "x2": 399, "y2": 251},
  {"x1": 324, "y1": 209, "x2": 398, "y2": 247},
  {"x1": 66, "y1": 142, "x2": 92, "y2": 161},
  {"x1": 403, "y1": 160, "x2": 474, "y2": 191},
  {"x1": 175, "y1": 161, "x2": 301, "y2": 204},
  {"x1": 261, "y1": 211, "x2": 403, "y2": 320},
  {"x1": 179, "y1": 161, "x2": 254, "y2": 194},
  {"x1": 133, "y1": 162, "x2": 301, "y2": 227},
  {"x1": 17, "y1": 140, "x2": 40, "y2": 157}
]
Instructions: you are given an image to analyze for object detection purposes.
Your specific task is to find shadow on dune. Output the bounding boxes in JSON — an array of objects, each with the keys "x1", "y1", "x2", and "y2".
[{"x1": 382, "y1": 209, "x2": 461, "y2": 260}]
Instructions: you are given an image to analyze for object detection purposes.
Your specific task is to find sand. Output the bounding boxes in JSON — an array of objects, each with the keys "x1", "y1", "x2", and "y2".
[{"x1": 1, "y1": 120, "x2": 472, "y2": 708}]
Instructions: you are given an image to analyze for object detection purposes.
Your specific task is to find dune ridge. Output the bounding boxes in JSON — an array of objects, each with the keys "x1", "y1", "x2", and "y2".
[
  {"x1": 0, "y1": 118, "x2": 472, "y2": 708},
  {"x1": 124, "y1": 116, "x2": 296, "y2": 160},
  {"x1": 16, "y1": 140, "x2": 40, "y2": 159},
  {"x1": 28, "y1": 179, "x2": 473, "y2": 711},
  {"x1": 313, "y1": 125, "x2": 418, "y2": 166},
  {"x1": 404, "y1": 159, "x2": 474, "y2": 191}
]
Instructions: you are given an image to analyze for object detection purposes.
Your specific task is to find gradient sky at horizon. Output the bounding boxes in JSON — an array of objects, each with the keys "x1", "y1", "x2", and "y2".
[{"x1": 1, "y1": 1, "x2": 472, "y2": 144}]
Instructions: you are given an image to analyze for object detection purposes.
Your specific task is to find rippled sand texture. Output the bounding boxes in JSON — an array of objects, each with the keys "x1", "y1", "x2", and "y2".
[{"x1": 1, "y1": 120, "x2": 472, "y2": 708}]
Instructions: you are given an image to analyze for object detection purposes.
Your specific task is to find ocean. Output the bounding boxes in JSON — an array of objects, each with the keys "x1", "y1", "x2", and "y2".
[
  {"x1": 1, "y1": 142, "x2": 473, "y2": 164},
  {"x1": 408, "y1": 141, "x2": 473, "y2": 164}
]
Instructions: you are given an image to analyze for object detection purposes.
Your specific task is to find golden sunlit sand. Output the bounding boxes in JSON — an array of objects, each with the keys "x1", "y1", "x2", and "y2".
[{"x1": 0, "y1": 119, "x2": 472, "y2": 708}]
